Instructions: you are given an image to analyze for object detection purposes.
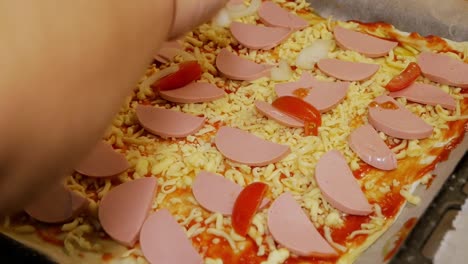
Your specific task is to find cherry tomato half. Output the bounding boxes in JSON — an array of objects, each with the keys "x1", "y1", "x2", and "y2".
[
  {"x1": 385, "y1": 62, "x2": 421, "y2": 92},
  {"x1": 232, "y1": 182, "x2": 268, "y2": 236},
  {"x1": 272, "y1": 96, "x2": 322, "y2": 136},
  {"x1": 152, "y1": 61, "x2": 202, "y2": 91}
]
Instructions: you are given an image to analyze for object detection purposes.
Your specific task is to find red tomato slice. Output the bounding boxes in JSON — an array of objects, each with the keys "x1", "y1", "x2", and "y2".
[
  {"x1": 385, "y1": 62, "x2": 421, "y2": 92},
  {"x1": 232, "y1": 182, "x2": 268, "y2": 236},
  {"x1": 272, "y1": 96, "x2": 322, "y2": 136},
  {"x1": 152, "y1": 61, "x2": 202, "y2": 91}
]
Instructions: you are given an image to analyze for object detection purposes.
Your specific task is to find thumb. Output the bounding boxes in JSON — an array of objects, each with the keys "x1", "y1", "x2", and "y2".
[{"x1": 169, "y1": 0, "x2": 227, "y2": 39}]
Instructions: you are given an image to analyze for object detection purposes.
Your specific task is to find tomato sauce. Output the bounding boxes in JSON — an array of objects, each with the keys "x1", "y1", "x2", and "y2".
[
  {"x1": 353, "y1": 164, "x2": 373, "y2": 179},
  {"x1": 379, "y1": 192, "x2": 406, "y2": 219},
  {"x1": 293, "y1": 88, "x2": 310, "y2": 98},
  {"x1": 102, "y1": 253, "x2": 113, "y2": 262},
  {"x1": 424, "y1": 174, "x2": 436, "y2": 190},
  {"x1": 36, "y1": 226, "x2": 64, "y2": 247},
  {"x1": 200, "y1": 234, "x2": 266, "y2": 263},
  {"x1": 331, "y1": 215, "x2": 371, "y2": 245}
]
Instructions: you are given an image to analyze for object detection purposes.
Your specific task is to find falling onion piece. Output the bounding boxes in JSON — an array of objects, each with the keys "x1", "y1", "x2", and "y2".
[
  {"x1": 271, "y1": 60, "x2": 293, "y2": 81},
  {"x1": 296, "y1": 39, "x2": 332, "y2": 70},
  {"x1": 315, "y1": 150, "x2": 373, "y2": 215},
  {"x1": 212, "y1": 8, "x2": 232, "y2": 28},
  {"x1": 226, "y1": 0, "x2": 262, "y2": 19},
  {"x1": 215, "y1": 126, "x2": 290, "y2": 166}
]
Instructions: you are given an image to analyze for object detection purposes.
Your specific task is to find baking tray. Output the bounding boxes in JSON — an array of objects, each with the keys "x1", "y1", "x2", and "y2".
[
  {"x1": 390, "y1": 153, "x2": 468, "y2": 264},
  {"x1": 1, "y1": 1, "x2": 467, "y2": 262}
]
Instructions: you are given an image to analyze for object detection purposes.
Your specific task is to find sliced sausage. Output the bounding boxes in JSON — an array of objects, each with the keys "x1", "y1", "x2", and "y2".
[
  {"x1": 230, "y1": 22, "x2": 291, "y2": 50},
  {"x1": 275, "y1": 73, "x2": 349, "y2": 113},
  {"x1": 192, "y1": 171, "x2": 269, "y2": 215},
  {"x1": 70, "y1": 191, "x2": 89, "y2": 215},
  {"x1": 140, "y1": 209, "x2": 203, "y2": 264},
  {"x1": 418, "y1": 51, "x2": 468, "y2": 88},
  {"x1": 216, "y1": 48, "x2": 272, "y2": 81},
  {"x1": 75, "y1": 141, "x2": 129, "y2": 178},
  {"x1": 159, "y1": 82, "x2": 225, "y2": 103},
  {"x1": 255, "y1": 101, "x2": 304, "y2": 128},
  {"x1": 215, "y1": 126, "x2": 290, "y2": 166},
  {"x1": 349, "y1": 124, "x2": 397, "y2": 171},
  {"x1": 317, "y1": 59, "x2": 380, "y2": 81},
  {"x1": 368, "y1": 95, "x2": 433, "y2": 140},
  {"x1": 315, "y1": 150, "x2": 373, "y2": 215},
  {"x1": 192, "y1": 171, "x2": 242, "y2": 215},
  {"x1": 136, "y1": 105, "x2": 205, "y2": 138},
  {"x1": 267, "y1": 192, "x2": 337, "y2": 257},
  {"x1": 275, "y1": 72, "x2": 315, "y2": 95},
  {"x1": 258, "y1": 1, "x2": 308, "y2": 30},
  {"x1": 389, "y1": 82, "x2": 456, "y2": 110},
  {"x1": 333, "y1": 26, "x2": 397, "y2": 58},
  {"x1": 25, "y1": 184, "x2": 88, "y2": 224},
  {"x1": 99, "y1": 178, "x2": 157, "y2": 247},
  {"x1": 154, "y1": 41, "x2": 183, "y2": 63}
]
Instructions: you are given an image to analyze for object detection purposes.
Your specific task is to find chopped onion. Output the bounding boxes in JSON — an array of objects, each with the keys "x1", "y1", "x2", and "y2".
[
  {"x1": 139, "y1": 65, "x2": 179, "y2": 92},
  {"x1": 226, "y1": 0, "x2": 261, "y2": 19},
  {"x1": 296, "y1": 39, "x2": 333, "y2": 70},
  {"x1": 271, "y1": 60, "x2": 293, "y2": 81},
  {"x1": 212, "y1": 8, "x2": 232, "y2": 28}
]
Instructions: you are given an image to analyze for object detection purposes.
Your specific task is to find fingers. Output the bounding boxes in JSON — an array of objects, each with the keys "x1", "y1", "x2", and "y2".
[{"x1": 169, "y1": 0, "x2": 227, "y2": 39}]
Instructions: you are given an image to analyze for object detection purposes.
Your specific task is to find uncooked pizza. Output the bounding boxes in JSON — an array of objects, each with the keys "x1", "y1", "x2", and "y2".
[{"x1": 2, "y1": 0, "x2": 467, "y2": 263}]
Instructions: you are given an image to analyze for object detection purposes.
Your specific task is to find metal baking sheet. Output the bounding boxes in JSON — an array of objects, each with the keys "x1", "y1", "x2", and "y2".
[
  {"x1": 390, "y1": 154, "x2": 468, "y2": 264},
  {"x1": 308, "y1": 0, "x2": 468, "y2": 41}
]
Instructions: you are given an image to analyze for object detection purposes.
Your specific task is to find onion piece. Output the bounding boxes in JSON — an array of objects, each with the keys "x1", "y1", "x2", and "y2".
[
  {"x1": 296, "y1": 39, "x2": 332, "y2": 70},
  {"x1": 271, "y1": 60, "x2": 293, "y2": 81},
  {"x1": 226, "y1": 0, "x2": 246, "y2": 12},
  {"x1": 139, "y1": 65, "x2": 179, "y2": 92},
  {"x1": 226, "y1": 0, "x2": 261, "y2": 19},
  {"x1": 212, "y1": 8, "x2": 232, "y2": 28}
]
